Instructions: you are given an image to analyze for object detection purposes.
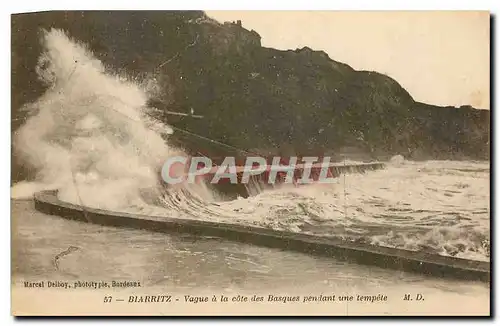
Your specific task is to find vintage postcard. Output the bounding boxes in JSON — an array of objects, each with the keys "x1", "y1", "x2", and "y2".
[{"x1": 11, "y1": 10, "x2": 490, "y2": 316}]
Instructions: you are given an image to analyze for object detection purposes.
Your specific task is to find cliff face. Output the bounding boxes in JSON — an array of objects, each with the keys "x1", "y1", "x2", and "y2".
[{"x1": 11, "y1": 11, "x2": 490, "y2": 181}]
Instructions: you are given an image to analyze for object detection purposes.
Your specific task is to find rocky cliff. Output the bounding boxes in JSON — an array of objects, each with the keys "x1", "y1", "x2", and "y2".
[{"x1": 11, "y1": 11, "x2": 490, "y2": 181}]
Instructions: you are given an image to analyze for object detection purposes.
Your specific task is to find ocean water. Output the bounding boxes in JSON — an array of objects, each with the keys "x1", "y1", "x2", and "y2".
[
  {"x1": 144, "y1": 159, "x2": 490, "y2": 262},
  {"x1": 11, "y1": 199, "x2": 490, "y2": 314},
  {"x1": 11, "y1": 28, "x2": 490, "y2": 267}
]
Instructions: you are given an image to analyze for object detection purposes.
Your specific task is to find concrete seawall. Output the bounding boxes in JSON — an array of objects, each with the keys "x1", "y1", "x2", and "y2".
[
  {"x1": 213, "y1": 162, "x2": 387, "y2": 198},
  {"x1": 34, "y1": 190, "x2": 490, "y2": 283}
]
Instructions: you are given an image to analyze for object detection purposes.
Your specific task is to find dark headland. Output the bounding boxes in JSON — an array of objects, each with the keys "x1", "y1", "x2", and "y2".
[{"x1": 11, "y1": 11, "x2": 490, "y2": 183}]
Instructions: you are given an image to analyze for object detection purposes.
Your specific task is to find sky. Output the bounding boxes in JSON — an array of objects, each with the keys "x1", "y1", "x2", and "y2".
[{"x1": 206, "y1": 11, "x2": 490, "y2": 110}]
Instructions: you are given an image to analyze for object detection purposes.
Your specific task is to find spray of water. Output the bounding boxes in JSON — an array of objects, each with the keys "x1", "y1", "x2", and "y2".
[{"x1": 11, "y1": 28, "x2": 213, "y2": 210}]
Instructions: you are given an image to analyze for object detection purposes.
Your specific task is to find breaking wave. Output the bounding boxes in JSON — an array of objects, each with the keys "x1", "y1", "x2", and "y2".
[
  {"x1": 12, "y1": 29, "x2": 213, "y2": 209},
  {"x1": 11, "y1": 29, "x2": 490, "y2": 262}
]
